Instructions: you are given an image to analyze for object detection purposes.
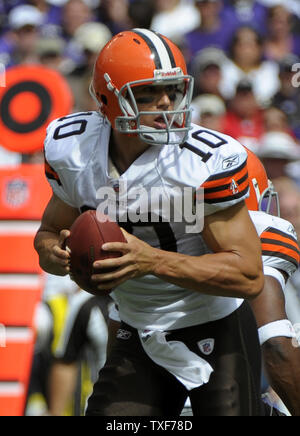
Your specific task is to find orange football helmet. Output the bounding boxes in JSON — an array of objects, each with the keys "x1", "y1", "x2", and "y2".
[
  {"x1": 90, "y1": 28, "x2": 194, "y2": 145},
  {"x1": 245, "y1": 147, "x2": 280, "y2": 215}
]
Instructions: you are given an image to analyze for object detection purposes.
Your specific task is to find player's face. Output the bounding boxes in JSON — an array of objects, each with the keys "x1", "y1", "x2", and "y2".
[{"x1": 132, "y1": 84, "x2": 178, "y2": 129}]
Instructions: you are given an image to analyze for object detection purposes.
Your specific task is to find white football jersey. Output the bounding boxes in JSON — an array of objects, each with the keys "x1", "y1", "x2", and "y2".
[{"x1": 44, "y1": 111, "x2": 253, "y2": 330}]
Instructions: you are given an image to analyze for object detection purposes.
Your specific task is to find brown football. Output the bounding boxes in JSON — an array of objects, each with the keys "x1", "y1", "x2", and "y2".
[{"x1": 65, "y1": 210, "x2": 127, "y2": 295}]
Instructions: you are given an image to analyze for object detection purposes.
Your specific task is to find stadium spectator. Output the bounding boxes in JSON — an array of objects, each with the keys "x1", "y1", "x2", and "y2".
[
  {"x1": 28, "y1": 0, "x2": 63, "y2": 29},
  {"x1": 190, "y1": 47, "x2": 228, "y2": 98},
  {"x1": 264, "y1": 3, "x2": 300, "y2": 61},
  {"x1": 256, "y1": 131, "x2": 300, "y2": 179},
  {"x1": 66, "y1": 22, "x2": 112, "y2": 110},
  {"x1": 96, "y1": 0, "x2": 132, "y2": 35},
  {"x1": 191, "y1": 93, "x2": 226, "y2": 131},
  {"x1": 222, "y1": 78, "x2": 265, "y2": 151},
  {"x1": 150, "y1": 0, "x2": 200, "y2": 43},
  {"x1": 271, "y1": 54, "x2": 300, "y2": 140},
  {"x1": 263, "y1": 106, "x2": 294, "y2": 137},
  {"x1": 0, "y1": 4, "x2": 44, "y2": 67},
  {"x1": 273, "y1": 176, "x2": 300, "y2": 236},
  {"x1": 61, "y1": 0, "x2": 93, "y2": 39},
  {"x1": 60, "y1": 0, "x2": 94, "y2": 67},
  {"x1": 220, "y1": 25, "x2": 280, "y2": 106},
  {"x1": 35, "y1": 36, "x2": 68, "y2": 72},
  {"x1": 184, "y1": 0, "x2": 235, "y2": 59},
  {"x1": 257, "y1": 0, "x2": 300, "y2": 18},
  {"x1": 128, "y1": 0, "x2": 156, "y2": 29}
]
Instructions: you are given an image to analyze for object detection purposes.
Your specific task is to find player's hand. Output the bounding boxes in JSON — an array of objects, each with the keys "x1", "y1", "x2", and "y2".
[
  {"x1": 91, "y1": 229, "x2": 160, "y2": 290},
  {"x1": 49, "y1": 229, "x2": 71, "y2": 276}
]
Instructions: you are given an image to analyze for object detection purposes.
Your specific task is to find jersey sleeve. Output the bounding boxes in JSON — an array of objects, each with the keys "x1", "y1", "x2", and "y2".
[
  {"x1": 44, "y1": 118, "x2": 77, "y2": 207},
  {"x1": 199, "y1": 132, "x2": 250, "y2": 215},
  {"x1": 261, "y1": 225, "x2": 300, "y2": 278},
  {"x1": 43, "y1": 111, "x2": 103, "y2": 208}
]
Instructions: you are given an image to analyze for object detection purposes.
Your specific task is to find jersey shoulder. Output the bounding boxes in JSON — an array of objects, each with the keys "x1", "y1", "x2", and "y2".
[
  {"x1": 250, "y1": 210, "x2": 300, "y2": 277},
  {"x1": 185, "y1": 124, "x2": 249, "y2": 213},
  {"x1": 44, "y1": 111, "x2": 108, "y2": 171}
]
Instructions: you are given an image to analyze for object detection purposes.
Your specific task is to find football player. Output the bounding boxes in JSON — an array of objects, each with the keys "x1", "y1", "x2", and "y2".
[
  {"x1": 108, "y1": 149, "x2": 300, "y2": 416},
  {"x1": 35, "y1": 29, "x2": 264, "y2": 416},
  {"x1": 245, "y1": 149, "x2": 300, "y2": 416}
]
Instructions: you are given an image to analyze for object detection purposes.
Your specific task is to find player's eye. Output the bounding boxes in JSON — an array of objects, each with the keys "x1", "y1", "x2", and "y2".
[
  {"x1": 135, "y1": 96, "x2": 155, "y2": 104},
  {"x1": 168, "y1": 93, "x2": 177, "y2": 102}
]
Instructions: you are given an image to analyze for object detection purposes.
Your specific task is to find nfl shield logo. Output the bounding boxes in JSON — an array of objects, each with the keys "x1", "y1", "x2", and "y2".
[
  {"x1": 5, "y1": 179, "x2": 29, "y2": 208},
  {"x1": 197, "y1": 338, "x2": 215, "y2": 355}
]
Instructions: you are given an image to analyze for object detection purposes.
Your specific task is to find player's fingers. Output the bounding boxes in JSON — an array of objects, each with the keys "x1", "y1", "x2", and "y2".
[
  {"x1": 93, "y1": 254, "x2": 130, "y2": 270},
  {"x1": 101, "y1": 242, "x2": 130, "y2": 253},
  {"x1": 52, "y1": 244, "x2": 70, "y2": 259},
  {"x1": 91, "y1": 266, "x2": 133, "y2": 290},
  {"x1": 58, "y1": 229, "x2": 71, "y2": 248},
  {"x1": 91, "y1": 264, "x2": 134, "y2": 283}
]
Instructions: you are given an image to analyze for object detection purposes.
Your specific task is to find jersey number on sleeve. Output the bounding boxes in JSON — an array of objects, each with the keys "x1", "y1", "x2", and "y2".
[{"x1": 53, "y1": 112, "x2": 93, "y2": 140}]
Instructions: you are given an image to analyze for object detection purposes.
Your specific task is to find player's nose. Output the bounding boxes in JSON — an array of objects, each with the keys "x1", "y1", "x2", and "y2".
[{"x1": 157, "y1": 91, "x2": 173, "y2": 110}]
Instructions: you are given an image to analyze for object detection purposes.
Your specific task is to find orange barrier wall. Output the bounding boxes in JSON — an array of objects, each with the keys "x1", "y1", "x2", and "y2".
[{"x1": 0, "y1": 164, "x2": 51, "y2": 416}]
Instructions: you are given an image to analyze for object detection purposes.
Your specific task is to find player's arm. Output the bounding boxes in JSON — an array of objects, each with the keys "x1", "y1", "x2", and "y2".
[
  {"x1": 34, "y1": 193, "x2": 80, "y2": 276},
  {"x1": 250, "y1": 274, "x2": 300, "y2": 416},
  {"x1": 93, "y1": 201, "x2": 264, "y2": 299},
  {"x1": 153, "y1": 200, "x2": 263, "y2": 298}
]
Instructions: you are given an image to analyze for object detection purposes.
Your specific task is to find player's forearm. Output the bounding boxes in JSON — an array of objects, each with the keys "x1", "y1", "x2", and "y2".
[
  {"x1": 262, "y1": 338, "x2": 300, "y2": 416},
  {"x1": 153, "y1": 250, "x2": 263, "y2": 299}
]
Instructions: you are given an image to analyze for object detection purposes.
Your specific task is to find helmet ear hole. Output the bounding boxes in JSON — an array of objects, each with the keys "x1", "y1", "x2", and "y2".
[{"x1": 100, "y1": 94, "x2": 108, "y2": 105}]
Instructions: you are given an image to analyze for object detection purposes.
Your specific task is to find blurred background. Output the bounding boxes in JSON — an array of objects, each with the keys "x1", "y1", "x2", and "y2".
[{"x1": 1, "y1": 0, "x2": 300, "y2": 416}]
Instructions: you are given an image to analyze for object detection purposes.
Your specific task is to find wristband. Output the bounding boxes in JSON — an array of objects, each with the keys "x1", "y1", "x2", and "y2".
[
  {"x1": 263, "y1": 265, "x2": 286, "y2": 291},
  {"x1": 258, "y1": 319, "x2": 296, "y2": 346}
]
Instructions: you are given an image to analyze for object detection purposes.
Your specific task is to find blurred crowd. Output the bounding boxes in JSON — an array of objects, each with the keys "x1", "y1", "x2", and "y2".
[{"x1": 1, "y1": 0, "x2": 300, "y2": 415}]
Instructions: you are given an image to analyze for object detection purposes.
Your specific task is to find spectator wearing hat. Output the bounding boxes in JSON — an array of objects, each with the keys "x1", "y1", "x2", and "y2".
[
  {"x1": 190, "y1": 47, "x2": 228, "y2": 99},
  {"x1": 191, "y1": 93, "x2": 226, "y2": 132},
  {"x1": 0, "y1": 4, "x2": 44, "y2": 66},
  {"x1": 264, "y1": 3, "x2": 300, "y2": 62},
  {"x1": 29, "y1": 0, "x2": 64, "y2": 28},
  {"x1": 222, "y1": 78, "x2": 265, "y2": 150},
  {"x1": 271, "y1": 55, "x2": 300, "y2": 140},
  {"x1": 35, "y1": 36, "x2": 67, "y2": 72},
  {"x1": 66, "y1": 22, "x2": 112, "y2": 111},
  {"x1": 256, "y1": 131, "x2": 300, "y2": 179},
  {"x1": 183, "y1": 0, "x2": 236, "y2": 60},
  {"x1": 220, "y1": 25, "x2": 280, "y2": 106}
]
